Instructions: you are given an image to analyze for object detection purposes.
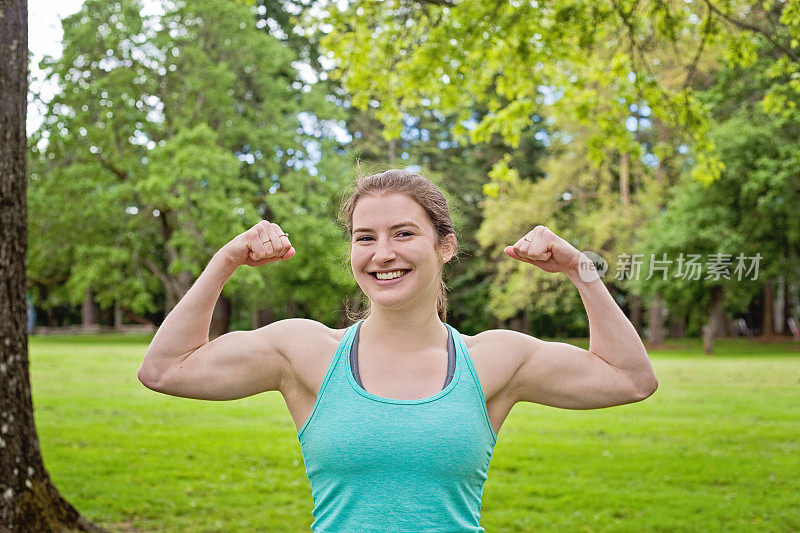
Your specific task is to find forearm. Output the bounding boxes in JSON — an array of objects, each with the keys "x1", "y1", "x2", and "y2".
[
  {"x1": 139, "y1": 252, "x2": 237, "y2": 380},
  {"x1": 566, "y1": 255, "x2": 657, "y2": 387}
]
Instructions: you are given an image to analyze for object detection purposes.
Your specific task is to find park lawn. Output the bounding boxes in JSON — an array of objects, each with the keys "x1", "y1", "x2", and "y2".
[{"x1": 28, "y1": 334, "x2": 800, "y2": 532}]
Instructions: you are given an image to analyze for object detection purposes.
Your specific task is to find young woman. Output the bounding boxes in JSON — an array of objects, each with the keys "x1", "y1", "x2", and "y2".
[{"x1": 138, "y1": 169, "x2": 658, "y2": 532}]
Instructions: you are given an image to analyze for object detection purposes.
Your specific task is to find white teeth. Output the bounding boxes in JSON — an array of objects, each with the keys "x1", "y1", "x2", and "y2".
[{"x1": 375, "y1": 270, "x2": 407, "y2": 280}]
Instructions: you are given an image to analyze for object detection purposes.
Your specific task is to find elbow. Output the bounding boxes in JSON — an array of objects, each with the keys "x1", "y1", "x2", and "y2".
[
  {"x1": 137, "y1": 364, "x2": 162, "y2": 391},
  {"x1": 633, "y1": 374, "x2": 658, "y2": 401}
]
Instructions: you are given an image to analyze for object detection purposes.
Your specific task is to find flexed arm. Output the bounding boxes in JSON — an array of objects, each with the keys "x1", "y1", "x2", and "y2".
[
  {"x1": 498, "y1": 225, "x2": 658, "y2": 409},
  {"x1": 137, "y1": 221, "x2": 297, "y2": 399}
]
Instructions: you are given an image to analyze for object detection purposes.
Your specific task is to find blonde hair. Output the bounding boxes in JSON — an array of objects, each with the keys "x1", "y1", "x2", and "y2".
[{"x1": 340, "y1": 169, "x2": 457, "y2": 322}]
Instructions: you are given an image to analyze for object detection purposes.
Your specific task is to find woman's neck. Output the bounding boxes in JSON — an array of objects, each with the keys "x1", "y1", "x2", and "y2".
[{"x1": 361, "y1": 306, "x2": 448, "y2": 354}]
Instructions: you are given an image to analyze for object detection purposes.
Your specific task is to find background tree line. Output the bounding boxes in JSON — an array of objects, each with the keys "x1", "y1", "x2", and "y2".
[{"x1": 27, "y1": 0, "x2": 800, "y2": 354}]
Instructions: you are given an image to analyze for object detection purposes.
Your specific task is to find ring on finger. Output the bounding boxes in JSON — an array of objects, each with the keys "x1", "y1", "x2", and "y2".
[{"x1": 523, "y1": 237, "x2": 532, "y2": 242}]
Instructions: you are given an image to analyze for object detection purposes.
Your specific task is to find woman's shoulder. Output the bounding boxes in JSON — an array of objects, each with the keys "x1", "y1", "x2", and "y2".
[
  {"x1": 266, "y1": 319, "x2": 350, "y2": 390},
  {"x1": 269, "y1": 318, "x2": 349, "y2": 353},
  {"x1": 454, "y1": 327, "x2": 524, "y2": 352},
  {"x1": 452, "y1": 327, "x2": 529, "y2": 404},
  {"x1": 454, "y1": 327, "x2": 536, "y2": 376}
]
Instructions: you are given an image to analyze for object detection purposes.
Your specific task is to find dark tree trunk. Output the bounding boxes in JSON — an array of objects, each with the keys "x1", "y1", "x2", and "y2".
[
  {"x1": 787, "y1": 280, "x2": 799, "y2": 334},
  {"x1": 522, "y1": 307, "x2": 531, "y2": 335},
  {"x1": 668, "y1": 311, "x2": 686, "y2": 338},
  {"x1": 703, "y1": 286, "x2": 726, "y2": 354},
  {"x1": 762, "y1": 280, "x2": 774, "y2": 337},
  {"x1": 121, "y1": 306, "x2": 155, "y2": 327},
  {"x1": 209, "y1": 294, "x2": 231, "y2": 340},
  {"x1": 253, "y1": 306, "x2": 276, "y2": 329},
  {"x1": 775, "y1": 275, "x2": 785, "y2": 335},
  {"x1": 647, "y1": 294, "x2": 665, "y2": 345},
  {"x1": 81, "y1": 288, "x2": 100, "y2": 333},
  {"x1": 45, "y1": 306, "x2": 57, "y2": 327},
  {"x1": 629, "y1": 294, "x2": 643, "y2": 336},
  {"x1": 113, "y1": 303, "x2": 124, "y2": 330},
  {"x1": 0, "y1": 1, "x2": 107, "y2": 529}
]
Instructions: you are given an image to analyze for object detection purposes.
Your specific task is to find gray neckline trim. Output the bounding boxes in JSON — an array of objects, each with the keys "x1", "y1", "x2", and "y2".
[{"x1": 350, "y1": 321, "x2": 457, "y2": 392}]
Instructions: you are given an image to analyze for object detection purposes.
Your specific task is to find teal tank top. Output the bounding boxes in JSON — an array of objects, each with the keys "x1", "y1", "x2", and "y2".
[{"x1": 297, "y1": 320, "x2": 498, "y2": 532}]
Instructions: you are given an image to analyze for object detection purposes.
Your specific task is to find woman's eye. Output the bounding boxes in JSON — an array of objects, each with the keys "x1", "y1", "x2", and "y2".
[{"x1": 355, "y1": 232, "x2": 412, "y2": 242}]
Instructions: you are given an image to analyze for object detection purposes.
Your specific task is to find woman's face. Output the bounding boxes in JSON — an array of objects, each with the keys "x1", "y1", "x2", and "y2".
[{"x1": 350, "y1": 193, "x2": 454, "y2": 313}]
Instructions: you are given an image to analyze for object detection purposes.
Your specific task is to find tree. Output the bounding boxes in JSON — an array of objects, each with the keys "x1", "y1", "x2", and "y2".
[
  {"x1": 316, "y1": 0, "x2": 731, "y2": 180},
  {"x1": 0, "y1": 0, "x2": 106, "y2": 530},
  {"x1": 632, "y1": 42, "x2": 800, "y2": 352},
  {"x1": 309, "y1": 0, "x2": 733, "y2": 339},
  {"x1": 316, "y1": 0, "x2": 800, "y2": 343},
  {"x1": 29, "y1": 0, "x2": 357, "y2": 333}
]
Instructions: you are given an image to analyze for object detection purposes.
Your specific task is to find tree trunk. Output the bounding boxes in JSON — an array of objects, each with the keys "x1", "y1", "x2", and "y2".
[
  {"x1": 629, "y1": 294, "x2": 643, "y2": 336},
  {"x1": 668, "y1": 308, "x2": 686, "y2": 338},
  {"x1": 121, "y1": 306, "x2": 155, "y2": 327},
  {"x1": 522, "y1": 307, "x2": 531, "y2": 335},
  {"x1": 0, "y1": 1, "x2": 107, "y2": 529},
  {"x1": 81, "y1": 288, "x2": 100, "y2": 333},
  {"x1": 253, "y1": 306, "x2": 276, "y2": 329},
  {"x1": 113, "y1": 303, "x2": 124, "y2": 330},
  {"x1": 209, "y1": 293, "x2": 231, "y2": 340},
  {"x1": 762, "y1": 280, "x2": 774, "y2": 337},
  {"x1": 775, "y1": 275, "x2": 785, "y2": 335},
  {"x1": 788, "y1": 280, "x2": 799, "y2": 329},
  {"x1": 46, "y1": 307, "x2": 57, "y2": 327},
  {"x1": 646, "y1": 294, "x2": 665, "y2": 345},
  {"x1": 163, "y1": 268, "x2": 193, "y2": 316},
  {"x1": 703, "y1": 286, "x2": 725, "y2": 354}
]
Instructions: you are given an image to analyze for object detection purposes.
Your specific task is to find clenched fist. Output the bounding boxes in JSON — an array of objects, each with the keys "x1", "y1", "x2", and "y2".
[
  {"x1": 504, "y1": 225, "x2": 581, "y2": 275},
  {"x1": 219, "y1": 220, "x2": 295, "y2": 267}
]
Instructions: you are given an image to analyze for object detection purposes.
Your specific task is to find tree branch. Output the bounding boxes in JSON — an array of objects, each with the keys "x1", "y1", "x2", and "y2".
[
  {"x1": 120, "y1": 306, "x2": 156, "y2": 326},
  {"x1": 703, "y1": 0, "x2": 799, "y2": 63},
  {"x1": 609, "y1": 0, "x2": 683, "y2": 127},
  {"x1": 682, "y1": 4, "x2": 714, "y2": 89},
  {"x1": 141, "y1": 256, "x2": 172, "y2": 291},
  {"x1": 411, "y1": 0, "x2": 456, "y2": 6},
  {"x1": 92, "y1": 150, "x2": 129, "y2": 180}
]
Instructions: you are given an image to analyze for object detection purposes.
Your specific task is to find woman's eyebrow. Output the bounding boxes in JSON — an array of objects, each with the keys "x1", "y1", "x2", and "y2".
[{"x1": 353, "y1": 221, "x2": 422, "y2": 233}]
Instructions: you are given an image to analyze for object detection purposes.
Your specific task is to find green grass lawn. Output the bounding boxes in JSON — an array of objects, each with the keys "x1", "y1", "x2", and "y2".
[{"x1": 29, "y1": 334, "x2": 800, "y2": 532}]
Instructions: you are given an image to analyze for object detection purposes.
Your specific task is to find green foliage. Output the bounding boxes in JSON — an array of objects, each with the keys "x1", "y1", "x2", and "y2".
[
  {"x1": 252, "y1": 148, "x2": 358, "y2": 323},
  {"x1": 318, "y1": 0, "x2": 725, "y2": 184},
  {"x1": 29, "y1": 0, "x2": 355, "y2": 325},
  {"x1": 632, "y1": 47, "x2": 800, "y2": 325}
]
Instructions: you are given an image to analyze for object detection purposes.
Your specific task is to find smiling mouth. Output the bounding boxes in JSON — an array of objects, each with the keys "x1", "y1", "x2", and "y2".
[{"x1": 370, "y1": 269, "x2": 411, "y2": 280}]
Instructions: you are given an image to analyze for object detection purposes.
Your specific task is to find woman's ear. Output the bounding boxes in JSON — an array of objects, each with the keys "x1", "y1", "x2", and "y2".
[{"x1": 441, "y1": 233, "x2": 457, "y2": 263}]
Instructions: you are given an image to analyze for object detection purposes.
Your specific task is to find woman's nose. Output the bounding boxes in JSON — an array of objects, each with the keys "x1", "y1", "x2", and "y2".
[{"x1": 373, "y1": 238, "x2": 397, "y2": 261}]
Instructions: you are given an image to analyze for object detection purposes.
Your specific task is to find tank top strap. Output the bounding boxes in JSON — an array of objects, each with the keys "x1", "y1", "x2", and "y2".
[
  {"x1": 446, "y1": 323, "x2": 498, "y2": 444},
  {"x1": 296, "y1": 320, "x2": 361, "y2": 439}
]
